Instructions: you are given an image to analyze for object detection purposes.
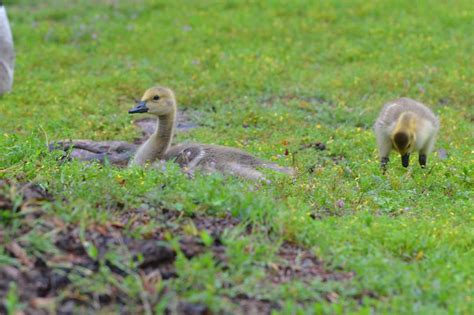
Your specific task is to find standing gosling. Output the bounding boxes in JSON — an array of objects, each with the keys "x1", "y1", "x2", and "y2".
[
  {"x1": 374, "y1": 97, "x2": 440, "y2": 170},
  {"x1": 128, "y1": 86, "x2": 294, "y2": 180}
]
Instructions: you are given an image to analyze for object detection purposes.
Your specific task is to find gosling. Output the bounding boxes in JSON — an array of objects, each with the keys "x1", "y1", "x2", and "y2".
[
  {"x1": 0, "y1": 2, "x2": 14, "y2": 94},
  {"x1": 374, "y1": 97, "x2": 440, "y2": 170},
  {"x1": 128, "y1": 86, "x2": 294, "y2": 180}
]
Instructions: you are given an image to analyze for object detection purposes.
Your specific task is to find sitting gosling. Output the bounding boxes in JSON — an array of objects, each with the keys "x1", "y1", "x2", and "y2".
[
  {"x1": 374, "y1": 97, "x2": 440, "y2": 170},
  {"x1": 128, "y1": 86, "x2": 293, "y2": 180}
]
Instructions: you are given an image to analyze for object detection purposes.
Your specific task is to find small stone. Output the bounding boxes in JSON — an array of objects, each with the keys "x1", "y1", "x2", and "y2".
[{"x1": 437, "y1": 148, "x2": 448, "y2": 160}]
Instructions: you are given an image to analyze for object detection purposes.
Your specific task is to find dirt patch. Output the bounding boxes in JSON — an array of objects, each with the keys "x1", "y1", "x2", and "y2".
[
  {"x1": 226, "y1": 295, "x2": 279, "y2": 315},
  {"x1": 268, "y1": 242, "x2": 354, "y2": 284},
  {"x1": 0, "y1": 179, "x2": 53, "y2": 208},
  {"x1": 49, "y1": 140, "x2": 137, "y2": 167},
  {"x1": 260, "y1": 94, "x2": 332, "y2": 110},
  {"x1": 0, "y1": 180, "x2": 368, "y2": 314},
  {"x1": 299, "y1": 141, "x2": 326, "y2": 151}
]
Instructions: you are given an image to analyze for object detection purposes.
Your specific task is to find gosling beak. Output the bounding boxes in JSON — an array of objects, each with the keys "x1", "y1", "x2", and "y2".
[
  {"x1": 401, "y1": 153, "x2": 410, "y2": 168},
  {"x1": 128, "y1": 101, "x2": 149, "y2": 114}
]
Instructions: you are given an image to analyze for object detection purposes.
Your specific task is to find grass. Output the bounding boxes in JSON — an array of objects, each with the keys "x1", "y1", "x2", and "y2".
[{"x1": 1, "y1": 0, "x2": 473, "y2": 314}]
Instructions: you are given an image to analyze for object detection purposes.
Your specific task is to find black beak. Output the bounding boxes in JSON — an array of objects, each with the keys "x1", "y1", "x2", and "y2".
[
  {"x1": 401, "y1": 153, "x2": 410, "y2": 168},
  {"x1": 128, "y1": 101, "x2": 149, "y2": 114}
]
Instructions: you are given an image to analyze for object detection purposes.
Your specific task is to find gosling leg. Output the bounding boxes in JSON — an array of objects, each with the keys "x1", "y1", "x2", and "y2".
[
  {"x1": 401, "y1": 153, "x2": 410, "y2": 168},
  {"x1": 419, "y1": 154, "x2": 427, "y2": 168},
  {"x1": 381, "y1": 157, "x2": 389, "y2": 173}
]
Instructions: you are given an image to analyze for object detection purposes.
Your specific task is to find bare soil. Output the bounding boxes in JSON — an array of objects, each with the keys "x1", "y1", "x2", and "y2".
[{"x1": 0, "y1": 178, "x2": 361, "y2": 314}]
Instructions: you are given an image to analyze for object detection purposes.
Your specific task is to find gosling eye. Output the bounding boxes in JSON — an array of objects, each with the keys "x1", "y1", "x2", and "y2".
[{"x1": 152, "y1": 95, "x2": 160, "y2": 101}]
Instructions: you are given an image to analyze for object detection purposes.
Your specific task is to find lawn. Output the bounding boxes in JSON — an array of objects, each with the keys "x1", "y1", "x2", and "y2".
[{"x1": 0, "y1": 0, "x2": 473, "y2": 314}]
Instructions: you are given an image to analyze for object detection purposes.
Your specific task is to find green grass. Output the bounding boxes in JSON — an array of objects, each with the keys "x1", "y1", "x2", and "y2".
[{"x1": 1, "y1": 0, "x2": 473, "y2": 314}]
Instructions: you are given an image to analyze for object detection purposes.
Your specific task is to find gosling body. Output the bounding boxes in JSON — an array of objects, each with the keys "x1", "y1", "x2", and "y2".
[
  {"x1": 374, "y1": 97, "x2": 439, "y2": 170},
  {"x1": 129, "y1": 87, "x2": 293, "y2": 180},
  {"x1": 0, "y1": 3, "x2": 14, "y2": 94}
]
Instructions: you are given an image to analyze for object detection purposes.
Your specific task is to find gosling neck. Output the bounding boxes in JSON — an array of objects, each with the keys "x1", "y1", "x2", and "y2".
[{"x1": 150, "y1": 108, "x2": 177, "y2": 159}]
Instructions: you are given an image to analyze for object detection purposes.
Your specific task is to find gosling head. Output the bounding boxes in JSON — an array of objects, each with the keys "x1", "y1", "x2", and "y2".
[
  {"x1": 391, "y1": 130, "x2": 416, "y2": 167},
  {"x1": 129, "y1": 87, "x2": 176, "y2": 116},
  {"x1": 391, "y1": 131, "x2": 415, "y2": 156}
]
